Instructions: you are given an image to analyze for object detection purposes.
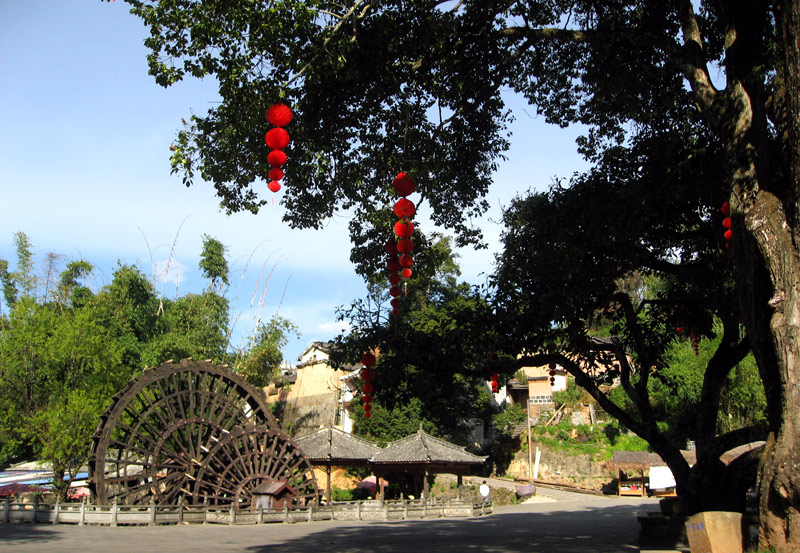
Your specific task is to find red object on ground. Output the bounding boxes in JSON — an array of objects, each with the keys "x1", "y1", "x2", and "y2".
[
  {"x1": 268, "y1": 181, "x2": 281, "y2": 192},
  {"x1": 265, "y1": 128, "x2": 290, "y2": 150},
  {"x1": 266, "y1": 103, "x2": 293, "y2": 127}
]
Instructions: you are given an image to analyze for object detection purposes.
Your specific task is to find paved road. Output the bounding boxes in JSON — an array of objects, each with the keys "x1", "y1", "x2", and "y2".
[{"x1": 0, "y1": 492, "x2": 681, "y2": 553}]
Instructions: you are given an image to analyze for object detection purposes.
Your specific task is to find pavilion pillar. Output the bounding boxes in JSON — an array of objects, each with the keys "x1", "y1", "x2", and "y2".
[
  {"x1": 457, "y1": 473, "x2": 463, "y2": 499},
  {"x1": 326, "y1": 465, "x2": 332, "y2": 504},
  {"x1": 423, "y1": 469, "x2": 430, "y2": 501}
]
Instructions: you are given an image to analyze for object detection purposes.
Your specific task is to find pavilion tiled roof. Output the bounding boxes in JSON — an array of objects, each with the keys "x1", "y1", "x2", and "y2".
[
  {"x1": 371, "y1": 429, "x2": 487, "y2": 465},
  {"x1": 295, "y1": 426, "x2": 382, "y2": 462}
]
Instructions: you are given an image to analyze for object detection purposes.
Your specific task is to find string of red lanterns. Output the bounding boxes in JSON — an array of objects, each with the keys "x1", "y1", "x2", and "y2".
[
  {"x1": 490, "y1": 373, "x2": 499, "y2": 394},
  {"x1": 387, "y1": 172, "x2": 417, "y2": 316},
  {"x1": 721, "y1": 201, "x2": 732, "y2": 251},
  {"x1": 264, "y1": 103, "x2": 293, "y2": 193},
  {"x1": 360, "y1": 352, "x2": 376, "y2": 418},
  {"x1": 548, "y1": 363, "x2": 557, "y2": 387}
]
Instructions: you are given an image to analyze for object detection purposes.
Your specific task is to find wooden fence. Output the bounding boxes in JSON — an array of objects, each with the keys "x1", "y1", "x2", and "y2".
[{"x1": 0, "y1": 497, "x2": 492, "y2": 526}]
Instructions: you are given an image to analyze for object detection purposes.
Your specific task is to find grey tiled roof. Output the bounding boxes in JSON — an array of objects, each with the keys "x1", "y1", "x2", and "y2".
[
  {"x1": 371, "y1": 429, "x2": 487, "y2": 465},
  {"x1": 295, "y1": 426, "x2": 382, "y2": 462}
]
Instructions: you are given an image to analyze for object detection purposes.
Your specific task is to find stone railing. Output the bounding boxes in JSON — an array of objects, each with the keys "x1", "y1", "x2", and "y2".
[{"x1": 0, "y1": 497, "x2": 492, "y2": 526}]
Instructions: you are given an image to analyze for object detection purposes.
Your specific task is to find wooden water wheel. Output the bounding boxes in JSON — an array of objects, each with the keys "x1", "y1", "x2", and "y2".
[{"x1": 88, "y1": 358, "x2": 319, "y2": 507}]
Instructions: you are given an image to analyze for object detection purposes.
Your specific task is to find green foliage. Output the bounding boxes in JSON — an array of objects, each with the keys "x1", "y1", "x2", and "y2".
[
  {"x1": 233, "y1": 316, "x2": 299, "y2": 388},
  {"x1": 352, "y1": 397, "x2": 438, "y2": 446},
  {"x1": 553, "y1": 377, "x2": 583, "y2": 408},
  {"x1": 493, "y1": 403, "x2": 526, "y2": 437},
  {"x1": 529, "y1": 421, "x2": 650, "y2": 459},
  {"x1": 331, "y1": 486, "x2": 370, "y2": 502},
  {"x1": 199, "y1": 234, "x2": 229, "y2": 290},
  {"x1": 0, "y1": 232, "x2": 295, "y2": 478}
]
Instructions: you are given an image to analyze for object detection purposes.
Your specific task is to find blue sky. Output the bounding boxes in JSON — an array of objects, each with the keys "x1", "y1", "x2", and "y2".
[{"x1": 0, "y1": 0, "x2": 587, "y2": 362}]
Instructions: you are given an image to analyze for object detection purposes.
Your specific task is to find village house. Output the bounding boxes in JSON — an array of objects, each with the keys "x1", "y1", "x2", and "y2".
[{"x1": 266, "y1": 341, "x2": 358, "y2": 436}]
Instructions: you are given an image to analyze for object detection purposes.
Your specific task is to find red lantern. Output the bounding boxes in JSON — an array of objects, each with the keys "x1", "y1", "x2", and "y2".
[
  {"x1": 393, "y1": 198, "x2": 416, "y2": 219},
  {"x1": 548, "y1": 369, "x2": 556, "y2": 377},
  {"x1": 266, "y1": 103, "x2": 293, "y2": 127},
  {"x1": 721, "y1": 201, "x2": 731, "y2": 216},
  {"x1": 268, "y1": 181, "x2": 281, "y2": 192},
  {"x1": 265, "y1": 128, "x2": 290, "y2": 150},
  {"x1": 390, "y1": 298, "x2": 402, "y2": 308},
  {"x1": 363, "y1": 394, "x2": 372, "y2": 403},
  {"x1": 389, "y1": 286, "x2": 401, "y2": 297},
  {"x1": 361, "y1": 368, "x2": 375, "y2": 382},
  {"x1": 268, "y1": 168, "x2": 284, "y2": 181},
  {"x1": 268, "y1": 149, "x2": 287, "y2": 167},
  {"x1": 392, "y1": 307, "x2": 400, "y2": 316},
  {"x1": 399, "y1": 254, "x2": 413, "y2": 268},
  {"x1": 401, "y1": 268, "x2": 412, "y2": 279},
  {"x1": 363, "y1": 383, "x2": 374, "y2": 395},
  {"x1": 385, "y1": 239, "x2": 398, "y2": 255},
  {"x1": 387, "y1": 257, "x2": 401, "y2": 272},
  {"x1": 722, "y1": 217, "x2": 732, "y2": 229},
  {"x1": 548, "y1": 363, "x2": 555, "y2": 370},
  {"x1": 389, "y1": 273, "x2": 401, "y2": 286},
  {"x1": 361, "y1": 352, "x2": 376, "y2": 367},
  {"x1": 364, "y1": 411, "x2": 372, "y2": 419},
  {"x1": 394, "y1": 219, "x2": 415, "y2": 238},
  {"x1": 724, "y1": 229, "x2": 732, "y2": 240},
  {"x1": 393, "y1": 172, "x2": 416, "y2": 197},
  {"x1": 549, "y1": 376, "x2": 555, "y2": 386},
  {"x1": 363, "y1": 403, "x2": 372, "y2": 412},
  {"x1": 397, "y1": 239, "x2": 413, "y2": 254}
]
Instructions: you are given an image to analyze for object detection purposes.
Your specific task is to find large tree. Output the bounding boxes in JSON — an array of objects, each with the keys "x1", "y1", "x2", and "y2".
[{"x1": 121, "y1": 1, "x2": 800, "y2": 548}]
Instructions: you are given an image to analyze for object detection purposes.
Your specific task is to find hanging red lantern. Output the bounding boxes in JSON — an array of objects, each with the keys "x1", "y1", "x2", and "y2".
[
  {"x1": 394, "y1": 219, "x2": 415, "y2": 238},
  {"x1": 363, "y1": 382, "x2": 374, "y2": 395},
  {"x1": 397, "y1": 239, "x2": 413, "y2": 254},
  {"x1": 361, "y1": 368, "x2": 375, "y2": 382},
  {"x1": 268, "y1": 168, "x2": 285, "y2": 181},
  {"x1": 722, "y1": 217, "x2": 732, "y2": 229},
  {"x1": 363, "y1": 403, "x2": 372, "y2": 412},
  {"x1": 401, "y1": 268, "x2": 412, "y2": 279},
  {"x1": 266, "y1": 103, "x2": 293, "y2": 127},
  {"x1": 268, "y1": 149, "x2": 287, "y2": 167},
  {"x1": 549, "y1": 376, "x2": 555, "y2": 386},
  {"x1": 390, "y1": 298, "x2": 402, "y2": 308},
  {"x1": 393, "y1": 172, "x2": 416, "y2": 197},
  {"x1": 387, "y1": 257, "x2": 401, "y2": 272},
  {"x1": 399, "y1": 254, "x2": 413, "y2": 268},
  {"x1": 721, "y1": 201, "x2": 731, "y2": 216},
  {"x1": 549, "y1": 369, "x2": 556, "y2": 377},
  {"x1": 265, "y1": 127, "x2": 290, "y2": 150},
  {"x1": 391, "y1": 307, "x2": 400, "y2": 316},
  {"x1": 268, "y1": 180, "x2": 281, "y2": 193},
  {"x1": 364, "y1": 411, "x2": 372, "y2": 419},
  {"x1": 363, "y1": 394, "x2": 372, "y2": 403},
  {"x1": 361, "y1": 352, "x2": 376, "y2": 367},
  {"x1": 548, "y1": 363, "x2": 555, "y2": 370},
  {"x1": 389, "y1": 286, "x2": 401, "y2": 297},
  {"x1": 385, "y1": 239, "x2": 398, "y2": 255},
  {"x1": 724, "y1": 229, "x2": 732, "y2": 241},
  {"x1": 389, "y1": 273, "x2": 401, "y2": 286},
  {"x1": 393, "y1": 198, "x2": 416, "y2": 219}
]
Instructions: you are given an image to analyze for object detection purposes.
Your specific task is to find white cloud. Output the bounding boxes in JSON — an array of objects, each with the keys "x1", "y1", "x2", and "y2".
[{"x1": 152, "y1": 259, "x2": 188, "y2": 289}]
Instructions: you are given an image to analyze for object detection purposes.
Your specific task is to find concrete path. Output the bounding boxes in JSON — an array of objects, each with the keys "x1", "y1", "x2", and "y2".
[{"x1": 0, "y1": 492, "x2": 682, "y2": 553}]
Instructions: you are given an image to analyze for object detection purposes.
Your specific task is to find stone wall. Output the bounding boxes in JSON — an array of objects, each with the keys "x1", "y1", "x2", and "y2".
[
  {"x1": 283, "y1": 393, "x2": 338, "y2": 437},
  {"x1": 505, "y1": 443, "x2": 616, "y2": 491}
]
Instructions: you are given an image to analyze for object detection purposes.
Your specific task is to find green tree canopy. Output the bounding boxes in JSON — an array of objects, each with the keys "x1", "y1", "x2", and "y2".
[{"x1": 121, "y1": 1, "x2": 800, "y2": 547}]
